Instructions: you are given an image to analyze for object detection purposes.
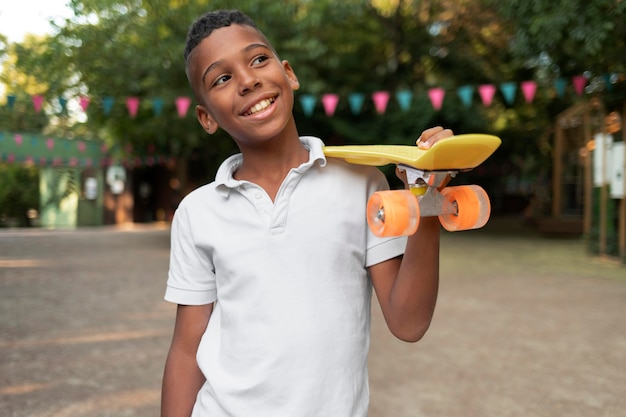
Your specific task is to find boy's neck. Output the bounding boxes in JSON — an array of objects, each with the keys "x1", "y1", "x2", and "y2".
[{"x1": 234, "y1": 133, "x2": 309, "y2": 201}]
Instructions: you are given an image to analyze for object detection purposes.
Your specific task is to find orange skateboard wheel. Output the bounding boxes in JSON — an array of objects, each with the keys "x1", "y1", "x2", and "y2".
[
  {"x1": 367, "y1": 190, "x2": 419, "y2": 237},
  {"x1": 438, "y1": 185, "x2": 491, "y2": 231}
]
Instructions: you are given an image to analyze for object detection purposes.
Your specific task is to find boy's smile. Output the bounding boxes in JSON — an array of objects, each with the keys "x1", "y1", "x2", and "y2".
[
  {"x1": 189, "y1": 24, "x2": 300, "y2": 146},
  {"x1": 243, "y1": 97, "x2": 275, "y2": 116}
]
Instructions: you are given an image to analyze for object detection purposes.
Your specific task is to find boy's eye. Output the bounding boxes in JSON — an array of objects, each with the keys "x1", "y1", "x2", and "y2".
[
  {"x1": 213, "y1": 74, "x2": 231, "y2": 86},
  {"x1": 252, "y1": 55, "x2": 269, "y2": 65}
]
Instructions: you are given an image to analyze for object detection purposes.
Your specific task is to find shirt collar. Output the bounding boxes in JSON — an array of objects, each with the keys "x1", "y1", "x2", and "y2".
[{"x1": 215, "y1": 136, "x2": 327, "y2": 196}]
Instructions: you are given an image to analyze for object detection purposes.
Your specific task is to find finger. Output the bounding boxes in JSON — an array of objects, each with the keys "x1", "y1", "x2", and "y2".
[
  {"x1": 416, "y1": 126, "x2": 444, "y2": 144},
  {"x1": 417, "y1": 128, "x2": 453, "y2": 149}
]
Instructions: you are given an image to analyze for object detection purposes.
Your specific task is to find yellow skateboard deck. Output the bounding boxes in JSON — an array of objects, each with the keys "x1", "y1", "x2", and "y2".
[{"x1": 323, "y1": 134, "x2": 501, "y2": 171}]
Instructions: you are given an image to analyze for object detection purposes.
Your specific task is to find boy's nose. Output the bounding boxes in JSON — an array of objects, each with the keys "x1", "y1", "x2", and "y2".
[{"x1": 239, "y1": 71, "x2": 261, "y2": 94}]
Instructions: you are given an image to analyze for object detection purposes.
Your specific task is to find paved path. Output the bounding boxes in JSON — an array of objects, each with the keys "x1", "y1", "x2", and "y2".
[{"x1": 1, "y1": 221, "x2": 624, "y2": 417}]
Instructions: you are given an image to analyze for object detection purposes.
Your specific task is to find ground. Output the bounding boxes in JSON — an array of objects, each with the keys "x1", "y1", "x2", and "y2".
[{"x1": 1, "y1": 219, "x2": 625, "y2": 417}]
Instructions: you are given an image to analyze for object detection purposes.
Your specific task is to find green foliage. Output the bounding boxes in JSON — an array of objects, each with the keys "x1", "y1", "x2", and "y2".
[
  {"x1": 489, "y1": 0, "x2": 626, "y2": 76},
  {"x1": 2, "y1": 0, "x2": 625, "y2": 190},
  {"x1": 0, "y1": 164, "x2": 39, "y2": 226}
]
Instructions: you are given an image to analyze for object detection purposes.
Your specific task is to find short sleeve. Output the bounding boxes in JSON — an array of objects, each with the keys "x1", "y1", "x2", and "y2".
[
  {"x1": 364, "y1": 167, "x2": 407, "y2": 267},
  {"x1": 165, "y1": 205, "x2": 217, "y2": 305}
]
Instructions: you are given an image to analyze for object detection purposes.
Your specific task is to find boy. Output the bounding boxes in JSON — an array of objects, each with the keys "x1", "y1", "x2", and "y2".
[{"x1": 162, "y1": 9, "x2": 452, "y2": 417}]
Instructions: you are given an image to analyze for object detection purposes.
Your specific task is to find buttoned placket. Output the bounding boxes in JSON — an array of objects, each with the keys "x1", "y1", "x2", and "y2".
[{"x1": 237, "y1": 167, "x2": 304, "y2": 234}]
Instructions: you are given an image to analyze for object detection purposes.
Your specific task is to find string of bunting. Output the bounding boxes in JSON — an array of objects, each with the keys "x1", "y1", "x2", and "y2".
[
  {"x1": 0, "y1": 131, "x2": 172, "y2": 168},
  {"x1": 2, "y1": 74, "x2": 617, "y2": 119}
]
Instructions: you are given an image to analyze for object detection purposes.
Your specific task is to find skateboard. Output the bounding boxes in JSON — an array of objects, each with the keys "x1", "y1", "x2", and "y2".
[{"x1": 323, "y1": 134, "x2": 501, "y2": 237}]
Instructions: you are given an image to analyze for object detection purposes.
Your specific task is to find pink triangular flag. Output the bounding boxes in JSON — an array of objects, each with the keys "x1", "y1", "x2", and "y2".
[
  {"x1": 322, "y1": 94, "x2": 339, "y2": 116},
  {"x1": 478, "y1": 84, "x2": 496, "y2": 107},
  {"x1": 428, "y1": 87, "x2": 445, "y2": 111},
  {"x1": 79, "y1": 96, "x2": 90, "y2": 112},
  {"x1": 520, "y1": 81, "x2": 537, "y2": 103},
  {"x1": 572, "y1": 75, "x2": 587, "y2": 96},
  {"x1": 32, "y1": 95, "x2": 44, "y2": 112},
  {"x1": 372, "y1": 91, "x2": 390, "y2": 114},
  {"x1": 14, "y1": 134, "x2": 23, "y2": 146},
  {"x1": 126, "y1": 96, "x2": 140, "y2": 118},
  {"x1": 77, "y1": 141, "x2": 86, "y2": 153},
  {"x1": 46, "y1": 138, "x2": 54, "y2": 150},
  {"x1": 175, "y1": 96, "x2": 192, "y2": 118}
]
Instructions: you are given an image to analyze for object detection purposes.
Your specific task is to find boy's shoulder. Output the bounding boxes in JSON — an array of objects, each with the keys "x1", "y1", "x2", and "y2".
[{"x1": 177, "y1": 181, "x2": 221, "y2": 211}]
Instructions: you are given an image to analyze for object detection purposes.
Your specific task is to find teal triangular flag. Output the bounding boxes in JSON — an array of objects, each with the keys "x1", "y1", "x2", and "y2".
[
  {"x1": 554, "y1": 78, "x2": 567, "y2": 97},
  {"x1": 103, "y1": 96, "x2": 115, "y2": 115},
  {"x1": 152, "y1": 98, "x2": 164, "y2": 116},
  {"x1": 395, "y1": 90, "x2": 412, "y2": 112},
  {"x1": 348, "y1": 93, "x2": 364, "y2": 115},
  {"x1": 299, "y1": 94, "x2": 317, "y2": 117},
  {"x1": 457, "y1": 85, "x2": 474, "y2": 108},
  {"x1": 499, "y1": 82, "x2": 517, "y2": 105}
]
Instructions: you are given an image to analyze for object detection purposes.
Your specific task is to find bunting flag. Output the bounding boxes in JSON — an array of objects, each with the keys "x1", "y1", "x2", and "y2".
[
  {"x1": 175, "y1": 96, "x2": 192, "y2": 118},
  {"x1": 299, "y1": 94, "x2": 316, "y2": 117},
  {"x1": 372, "y1": 91, "x2": 390, "y2": 114},
  {"x1": 79, "y1": 95, "x2": 90, "y2": 112},
  {"x1": 572, "y1": 75, "x2": 587, "y2": 95},
  {"x1": 32, "y1": 95, "x2": 44, "y2": 112},
  {"x1": 457, "y1": 85, "x2": 474, "y2": 108},
  {"x1": 395, "y1": 90, "x2": 413, "y2": 112},
  {"x1": 58, "y1": 97, "x2": 68, "y2": 111},
  {"x1": 126, "y1": 96, "x2": 140, "y2": 118},
  {"x1": 103, "y1": 96, "x2": 115, "y2": 115},
  {"x1": 322, "y1": 93, "x2": 339, "y2": 116},
  {"x1": 7, "y1": 95, "x2": 16, "y2": 109},
  {"x1": 521, "y1": 81, "x2": 537, "y2": 103},
  {"x1": 428, "y1": 87, "x2": 445, "y2": 111},
  {"x1": 478, "y1": 84, "x2": 496, "y2": 107},
  {"x1": 554, "y1": 78, "x2": 567, "y2": 98},
  {"x1": 348, "y1": 93, "x2": 365, "y2": 115},
  {"x1": 152, "y1": 98, "x2": 164, "y2": 116},
  {"x1": 500, "y1": 82, "x2": 517, "y2": 105}
]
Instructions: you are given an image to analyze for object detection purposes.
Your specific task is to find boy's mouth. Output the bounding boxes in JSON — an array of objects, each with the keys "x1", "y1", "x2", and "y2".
[{"x1": 243, "y1": 97, "x2": 275, "y2": 116}]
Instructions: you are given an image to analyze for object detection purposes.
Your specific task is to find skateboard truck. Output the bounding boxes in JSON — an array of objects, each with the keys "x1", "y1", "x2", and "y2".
[
  {"x1": 368, "y1": 164, "x2": 491, "y2": 237},
  {"x1": 399, "y1": 164, "x2": 457, "y2": 218}
]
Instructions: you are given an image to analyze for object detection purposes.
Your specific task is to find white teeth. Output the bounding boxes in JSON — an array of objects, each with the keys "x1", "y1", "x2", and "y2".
[{"x1": 247, "y1": 98, "x2": 273, "y2": 115}]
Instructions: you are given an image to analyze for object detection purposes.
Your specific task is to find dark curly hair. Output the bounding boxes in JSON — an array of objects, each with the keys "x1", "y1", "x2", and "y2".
[{"x1": 184, "y1": 10, "x2": 258, "y2": 63}]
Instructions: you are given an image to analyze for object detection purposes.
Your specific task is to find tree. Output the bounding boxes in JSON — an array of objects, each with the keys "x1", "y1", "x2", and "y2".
[
  {"x1": 0, "y1": 34, "x2": 52, "y2": 133},
  {"x1": 8, "y1": 0, "x2": 609, "y2": 201},
  {"x1": 0, "y1": 164, "x2": 39, "y2": 227},
  {"x1": 489, "y1": 0, "x2": 626, "y2": 100}
]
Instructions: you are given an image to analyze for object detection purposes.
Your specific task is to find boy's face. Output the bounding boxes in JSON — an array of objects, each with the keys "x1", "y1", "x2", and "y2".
[{"x1": 188, "y1": 24, "x2": 300, "y2": 144}]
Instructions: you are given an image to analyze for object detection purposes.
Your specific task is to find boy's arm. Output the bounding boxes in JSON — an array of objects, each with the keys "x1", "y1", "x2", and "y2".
[
  {"x1": 369, "y1": 218, "x2": 440, "y2": 342},
  {"x1": 369, "y1": 127, "x2": 452, "y2": 343},
  {"x1": 161, "y1": 303, "x2": 213, "y2": 417}
]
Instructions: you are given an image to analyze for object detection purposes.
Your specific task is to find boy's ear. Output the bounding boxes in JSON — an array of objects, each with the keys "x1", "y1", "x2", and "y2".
[
  {"x1": 282, "y1": 60, "x2": 300, "y2": 91},
  {"x1": 196, "y1": 105, "x2": 219, "y2": 134}
]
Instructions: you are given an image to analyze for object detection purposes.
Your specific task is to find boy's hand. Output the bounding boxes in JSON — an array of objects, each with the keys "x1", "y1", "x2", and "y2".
[
  {"x1": 416, "y1": 126, "x2": 454, "y2": 149},
  {"x1": 396, "y1": 126, "x2": 454, "y2": 187}
]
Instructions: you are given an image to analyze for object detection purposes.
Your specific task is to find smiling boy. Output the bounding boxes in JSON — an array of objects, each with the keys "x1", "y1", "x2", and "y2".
[{"x1": 162, "y1": 9, "x2": 451, "y2": 417}]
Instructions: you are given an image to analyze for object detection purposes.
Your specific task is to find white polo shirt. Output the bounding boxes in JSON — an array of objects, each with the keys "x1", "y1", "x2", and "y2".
[{"x1": 166, "y1": 136, "x2": 407, "y2": 417}]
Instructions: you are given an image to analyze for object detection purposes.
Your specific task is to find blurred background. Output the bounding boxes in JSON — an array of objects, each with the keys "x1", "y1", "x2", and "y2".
[
  {"x1": 1, "y1": 2, "x2": 625, "y2": 416},
  {"x1": 1, "y1": 0, "x2": 625, "y2": 261}
]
